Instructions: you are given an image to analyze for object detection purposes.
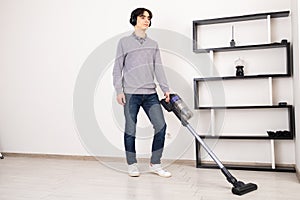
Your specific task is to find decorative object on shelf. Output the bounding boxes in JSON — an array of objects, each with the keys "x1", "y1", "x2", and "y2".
[
  {"x1": 230, "y1": 25, "x2": 236, "y2": 47},
  {"x1": 278, "y1": 102, "x2": 287, "y2": 106},
  {"x1": 234, "y1": 57, "x2": 245, "y2": 76},
  {"x1": 236, "y1": 66, "x2": 244, "y2": 76},
  {"x1": 281, "y1": 39, "x2": 288, "y2": 44},
  {"x1": 267, "y1": 130, "x2": 292, "y2": 138}
]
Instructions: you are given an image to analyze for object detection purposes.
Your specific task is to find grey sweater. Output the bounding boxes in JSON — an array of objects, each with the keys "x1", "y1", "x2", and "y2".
[{"x1": 113, "y1": 33, "x2": 169, "y2": 95}]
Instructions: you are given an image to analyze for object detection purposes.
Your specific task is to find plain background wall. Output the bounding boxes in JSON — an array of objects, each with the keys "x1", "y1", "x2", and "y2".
[{"x1": 0, "y1": 0, "x2": 297, "y2": 167}]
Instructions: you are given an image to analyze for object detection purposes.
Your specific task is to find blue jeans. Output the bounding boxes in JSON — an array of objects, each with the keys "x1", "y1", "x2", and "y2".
[{"x1": 124, "y1": 93, "x2": 167, "y2": 165}]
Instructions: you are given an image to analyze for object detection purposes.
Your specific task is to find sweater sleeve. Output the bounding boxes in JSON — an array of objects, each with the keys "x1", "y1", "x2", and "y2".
[
  {"x1": 112, "y1": 40, "x2": 124, "y2": 95},
  {"x1": 154, "y1": 43, "x2": 170, "y2": 94}
]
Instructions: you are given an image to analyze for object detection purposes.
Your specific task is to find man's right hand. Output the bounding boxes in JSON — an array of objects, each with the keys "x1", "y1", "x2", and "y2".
[{"x1": 117, "y1": 93, "x2": 126, "y2": 105}]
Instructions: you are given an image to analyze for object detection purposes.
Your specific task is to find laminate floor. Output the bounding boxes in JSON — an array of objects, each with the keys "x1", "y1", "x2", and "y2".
[{"x1": 0, "y1": 156, "x2": 299, "y2": 200}]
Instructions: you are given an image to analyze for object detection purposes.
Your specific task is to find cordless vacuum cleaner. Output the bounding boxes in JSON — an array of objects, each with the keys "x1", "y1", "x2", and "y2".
[{"x1": 160, "y1": 93, "x2": 258, "y2": 196}]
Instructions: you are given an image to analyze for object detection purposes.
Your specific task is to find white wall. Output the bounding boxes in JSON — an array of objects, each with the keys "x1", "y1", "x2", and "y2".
[{"x1": 0, "y1": 0, "x2": 296, "y2": 166}]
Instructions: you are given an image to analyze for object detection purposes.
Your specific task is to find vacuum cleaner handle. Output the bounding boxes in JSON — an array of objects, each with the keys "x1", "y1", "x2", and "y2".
[
  {"x1": 160, "y1": 98, "x2": 173, "y2": 112},
  {"x1": 160, "y1": 97, "x2": 189, "y2": 126}
]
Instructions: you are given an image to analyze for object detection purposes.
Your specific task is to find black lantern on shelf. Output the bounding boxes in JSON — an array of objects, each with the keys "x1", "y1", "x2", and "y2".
[{"x1": 235, "y1": 58, "x2": 245, "y2": 76}]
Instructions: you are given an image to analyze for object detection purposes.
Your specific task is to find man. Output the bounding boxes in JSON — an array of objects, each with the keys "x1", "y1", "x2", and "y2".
[{"x1": 113, "y1": 8, "x2": 171, "y2": 178}]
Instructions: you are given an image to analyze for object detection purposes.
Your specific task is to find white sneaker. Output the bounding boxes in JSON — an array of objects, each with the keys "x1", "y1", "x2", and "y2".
[
  {"x1": 128, "y1": 163, "x2": 140, "y2": 177},
  {"x1": 149, "y1": 164, "x2": 172, "y2": 178}
]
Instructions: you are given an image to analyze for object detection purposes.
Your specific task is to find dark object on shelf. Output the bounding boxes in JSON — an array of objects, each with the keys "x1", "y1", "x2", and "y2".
[
  {"x1": 267, "y1": 131, "x2": 276, "y2": 137},
  {"x1": 230, "y1": 39, "x2": 236, "y2": 47},
  {"x1": 236, "y1": 66, "x2": 244, "y2": 76},
  {"x1": 278, "y1": 102, "x2": 287, "y2": 106},
  {"x1": 281, "y1": 39, "x2": 288, "y2": 44},
  {"x1": 230, "y1": 26, "x2": 236, "y2": 47},
  {"x1": 161, "y1": 94, "x2": 258, "y2": 196},
  {"x1": 235, "y1": 58, "x2": 245, "y2": 76},
  {"x1": 267, "y1": 130, "x2": 292, "y2": 138}
]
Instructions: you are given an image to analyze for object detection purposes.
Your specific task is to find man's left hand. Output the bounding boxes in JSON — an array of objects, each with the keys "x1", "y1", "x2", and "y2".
[{"x1": 164, "y1": 92, "x2": 170, "y2": 103}]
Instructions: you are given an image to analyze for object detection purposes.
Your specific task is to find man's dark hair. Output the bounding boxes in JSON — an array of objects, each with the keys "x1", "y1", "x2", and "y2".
[{"x1": 129, "y1": 8, "x2": 152, "y2": 27}]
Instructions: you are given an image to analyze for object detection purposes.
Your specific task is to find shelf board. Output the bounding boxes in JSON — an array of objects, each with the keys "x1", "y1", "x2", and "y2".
[
  {"x1": 193, "y1": 42, "x2": 289, "y2": 53},
  {"x1": 193, "y1": 10, "x2": 290, "y2": 25},
  {"x1": 196, "y1": 163, "x2": 295, "y2": 172},
  {"x1": 197, "y1": 135, "x2": 294, "y2": 140},
  {"x1": 194, "y1": 74, "x2": 290, "y2": 81},
  {"x1": 195, "y1": 105, "x2": 292, "y2": 110}
]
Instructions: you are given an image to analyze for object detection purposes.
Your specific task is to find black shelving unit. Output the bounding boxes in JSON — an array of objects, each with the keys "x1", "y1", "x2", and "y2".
[
  {"x1": 196, "y1": 140, "x2": 296, "y2": 172},
  {"x1": 193, "y1": 42, "x2": 289, "y2": 53},
  {"x1": 192, "y1": 10, "x2": 295, "y2": 172},
  {"x1": 195, "y1": 104, "x2": 295, "y2": 172},
  {"x1": 194, "y1": 77, "x2": 294, "y2": 116},
  {"x1": 197, "y1": 135, "x2": 293, "y2": 140},
  {"x1": 193, "y1": 10, "x2": 290, "y2": 51},
  {"x1": 194, "y1": 104, "x2": 295, "y2": 140},
  {"x1": 195, "y1": 162, "x2": 296, "y2": 172},
  {"x1": 194, "y1": 42, "x2": 291, "y2": 76},
  {"x1": 193, "y1": 42, "x2": 291, "y2": 77},
  {"x1": 193, "y1": 10, "x2": 289, "y2": 26},
  {"x1": 194, "y1": 73, "x2": 290, "y2": 81}
]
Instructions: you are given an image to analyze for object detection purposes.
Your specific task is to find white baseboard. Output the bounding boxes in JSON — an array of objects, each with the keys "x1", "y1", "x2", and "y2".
[
  {"x1": 2, "y1": 152, "x2": 297, "y2": 172},
  {"x1": 2, "y1": 152, "x2": 98, "y2": 160},
  {"x1": 1, "y1": 152, "x2": 195, "y2": 165}
]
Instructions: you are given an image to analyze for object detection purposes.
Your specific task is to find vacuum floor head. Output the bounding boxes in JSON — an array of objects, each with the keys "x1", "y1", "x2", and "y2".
[{"x1": 232, "y1": 182, "x2": 258, "y2": 196}]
